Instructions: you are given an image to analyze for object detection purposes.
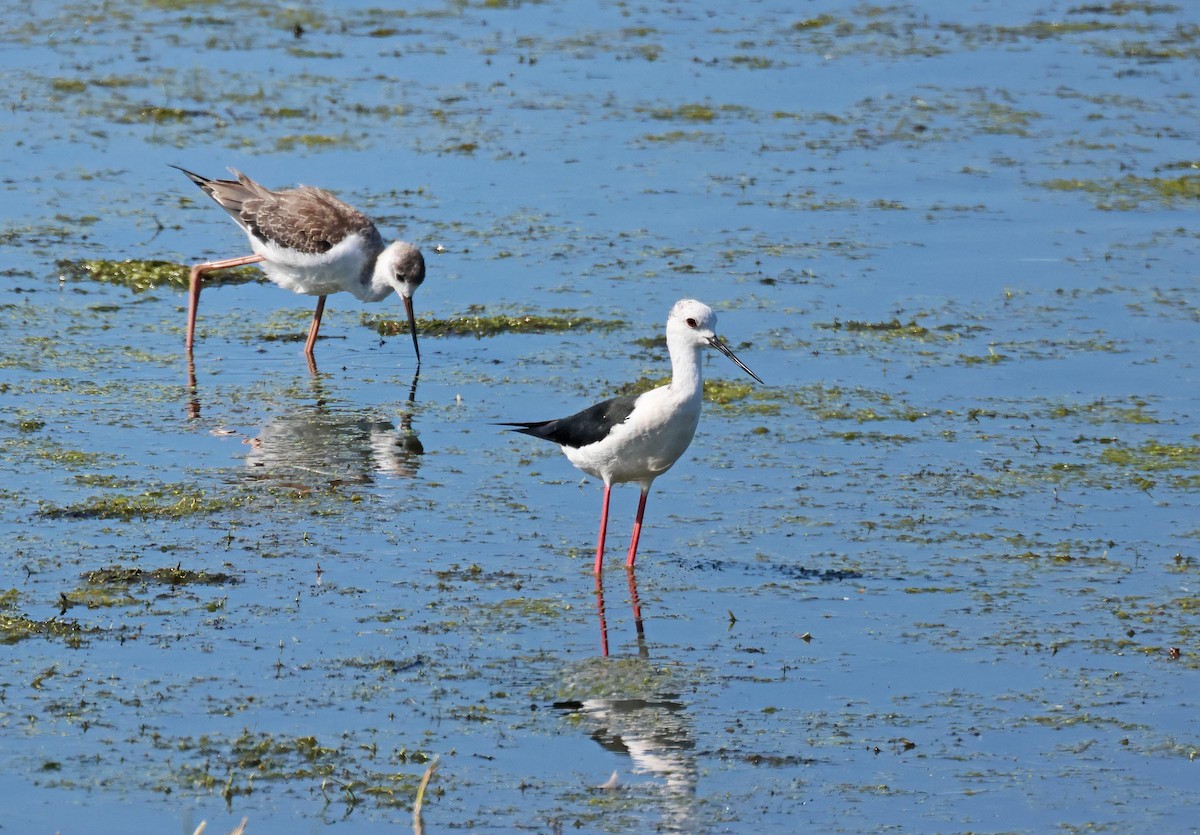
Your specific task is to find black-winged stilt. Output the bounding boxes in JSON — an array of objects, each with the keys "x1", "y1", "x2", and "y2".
[
  {"x1": 501, "y1": 299, "x2": 762, "y2": 574},
  {"x1": 173, "y1": 166, "x2": 426, "y2": 363}
]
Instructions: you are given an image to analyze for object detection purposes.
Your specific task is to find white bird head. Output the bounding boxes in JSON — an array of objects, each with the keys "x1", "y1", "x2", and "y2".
[
  {"x1": 382, "y1": 241, "x2": 426, "y2": 300},
  {"x1": 380, "y1": 241, "x2": 426, "y2": 363},
  {"x1": 666, "y1": 299, "x2": 763, "y2": 383}
]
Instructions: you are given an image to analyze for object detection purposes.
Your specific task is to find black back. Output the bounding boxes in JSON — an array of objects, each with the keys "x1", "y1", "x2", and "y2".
[{"x1": 499, "y1": 393, "x2": 639, "y2": 450}]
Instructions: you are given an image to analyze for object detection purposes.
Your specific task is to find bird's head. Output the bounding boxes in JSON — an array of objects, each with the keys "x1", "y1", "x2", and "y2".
[
  {"x1": 381, "y1": 241, "x2": 426, "y2": 300},
  {"x1": 667, "y1": 298, "x2": 762, "y2": 383},
  {"x1": 381, "y1": 241, "x2": 426, "y2": 363}
]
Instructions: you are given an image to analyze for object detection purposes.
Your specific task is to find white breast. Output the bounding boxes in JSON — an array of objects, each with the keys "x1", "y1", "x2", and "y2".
[
  {"x1": 564, "y1": 386, "x2": 702, "y2": 487},
  {"x1": 249, "y1": 232, "x2": 386, "y2": 301}
]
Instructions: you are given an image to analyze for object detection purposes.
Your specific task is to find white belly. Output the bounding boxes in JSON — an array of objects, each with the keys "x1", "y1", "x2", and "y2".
[
  {"x1": 564, "y1": 387, "x2": 702, "y2": 487},
  {"x1": 249, "y1": 232, "x2": 386, "y2": 301}
]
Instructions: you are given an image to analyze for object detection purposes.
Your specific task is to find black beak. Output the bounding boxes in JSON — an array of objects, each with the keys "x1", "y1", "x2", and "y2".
[
  {"x1": 403, "y1": 295, "x2": 420, "y2": 364},
  {"x1": 708, "y1": 336, "x2": 763, "y2": 384}
]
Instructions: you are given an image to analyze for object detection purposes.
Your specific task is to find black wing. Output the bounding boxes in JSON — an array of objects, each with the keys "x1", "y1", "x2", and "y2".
[{"x1": 498, "y1": 393, "x2": 639, "y2": 449}]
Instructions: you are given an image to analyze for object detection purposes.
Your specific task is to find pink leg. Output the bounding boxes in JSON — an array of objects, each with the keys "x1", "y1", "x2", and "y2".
[
  {"x1": 594, "y1": 483, "x2": 613, "y2": 575},
  {"x1": 186, "y1": 254, "x2": 264, "y2": 353},
  {"x1": 625, "y1": 488, "x2": 650, "y2": 569},
  {"x1": 594, "y1": 573, "x2": 609, "y2": 657},
  {"x1": 304, "y1": 295, "x2": 328, "y2": 357}
]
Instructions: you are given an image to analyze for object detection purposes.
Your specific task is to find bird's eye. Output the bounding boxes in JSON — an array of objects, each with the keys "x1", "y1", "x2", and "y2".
[{"x1": 686, "y1": 317, "x2": 698, "y2": 328}]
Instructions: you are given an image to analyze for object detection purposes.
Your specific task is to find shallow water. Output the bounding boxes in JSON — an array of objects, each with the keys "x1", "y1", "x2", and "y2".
[{"x1": 1, "y1": 1, "x2": 1198, "y2": 832}]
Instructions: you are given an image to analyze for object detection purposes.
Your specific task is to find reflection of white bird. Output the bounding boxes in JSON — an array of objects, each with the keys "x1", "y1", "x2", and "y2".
[
  {"x1": 174, "y1": 166, "x2": 426, "y2": 362},
  {"x1": 502, "y1": 299, "x2": 762, "y2": 574},
  {"x1": 557, "y1": 692, "x2": 698, "y2": 832}
]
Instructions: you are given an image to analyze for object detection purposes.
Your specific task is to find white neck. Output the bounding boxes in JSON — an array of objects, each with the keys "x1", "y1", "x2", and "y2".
[
  {"x1": 668, "y1": 339, "x2": 704, "y2": 402},
  {"x1": 363, "y1": 256, "x2": 397, "y2": 303}
]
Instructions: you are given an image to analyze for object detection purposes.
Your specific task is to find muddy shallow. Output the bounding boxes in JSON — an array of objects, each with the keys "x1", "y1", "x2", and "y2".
[{"x1": 1, "y1": 1, "x2": 1197, "y2": 832}]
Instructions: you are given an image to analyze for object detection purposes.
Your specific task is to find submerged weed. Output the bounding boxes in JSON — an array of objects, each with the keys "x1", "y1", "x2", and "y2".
[
  {"x1": 1101, "y1": 440, "x2": 1200, "y2": 471},
  {"x1": 367, "y1": 312, "x2": 624, "y2": 338},
  {"x1": 1041, "y1": 174, "x2": 1200, "y2": 209},
  {"x1": 40, "y1": 487, "x2": 255, "y2": 520},
  {"x1": 83, "y1": 565, "x2": 237, "y2": 587},
  {"x1": 58, "y1": 259, "x2": 262, "y2": 293},
  {"x1": 0, "y1": 613, "x2": 90, "y2": 646}
]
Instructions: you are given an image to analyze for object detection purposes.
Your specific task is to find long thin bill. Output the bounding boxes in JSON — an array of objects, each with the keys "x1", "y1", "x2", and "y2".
[
  {"x1": 403, "y1": 295, "x2": 421, "y2": 364},
  {"x1": 709, "y1": 335, "x2": 763, "y2": 384}
]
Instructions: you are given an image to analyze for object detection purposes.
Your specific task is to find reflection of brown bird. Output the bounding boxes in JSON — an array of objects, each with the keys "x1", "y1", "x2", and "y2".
[
  {"x1": 245, "y1": 412, "x2": 423, "y2": 483},
  {"x1": 174, "y1": 166, "x2": 426, "y2": 363},
  {"x1": 244, "y1": 373, "x2": 423, "y2": 484}
]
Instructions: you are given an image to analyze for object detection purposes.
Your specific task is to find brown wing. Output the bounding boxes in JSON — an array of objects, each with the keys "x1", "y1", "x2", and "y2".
[
  {"x1": 174, "y1": 166, "x2": 383, "y2": 256},
  {"x1": 241, "y1": 176, "x2": 383, "y2": 255}
]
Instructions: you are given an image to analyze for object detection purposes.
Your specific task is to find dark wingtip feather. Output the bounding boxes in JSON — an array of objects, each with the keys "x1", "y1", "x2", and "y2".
[
  {"x1": 169, "y1": 164, "x2": 208, "y2": 187},
  {"x1": 493, "y1": 421, "x2": 554, "y2": 438}
]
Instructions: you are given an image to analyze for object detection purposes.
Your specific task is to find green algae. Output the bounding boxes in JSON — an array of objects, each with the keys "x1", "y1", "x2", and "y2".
[
  {"x1": 1046, "y1": 396, "x2": 1159, "y2": 424},
  {"x1": 648, "y1": 103, "x2": 717, "y2": 122},
  {"x1": 1101, "y1": 440, "x2": 1200, "y2": 471},
  {"x1": 793, "y1": 14, "x2": 837, "y2": 29},
  {"x1": 58, "y1": 258, "x2": 262, "y2": 292},
  {"x1": 170, "y1": 729, "x2": 433, "y2": 809},
  {"x1": 1069, "y1": 3, "x2": 1181, "y2": 14},
  {"x1": 83, "y1": 565, "x2": 237, "y2": 587},
  {"x1": 275, "y1": 133, "x2": 355, "y2": 152},
  {"x1": 0, "y1": 613, "x2": 90, "y2": 646},
  {"x1": 39, "y1": 487, "x2": 258, "y2": 520},
  {"x1": 367, "y1": 312, "x2": 624, "y2": 338},
  {"x1": 821, "y1": 319, "x2": 931, "y2": 337},
  {"x1": 1042, "y1": 174, "x2": 1200, "y2": 208}
]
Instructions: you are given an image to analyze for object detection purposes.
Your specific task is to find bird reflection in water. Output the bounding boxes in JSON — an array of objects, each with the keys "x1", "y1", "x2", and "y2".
[
  {"x1": 594, "y1": 568, "x2": 647, "y2": 658},
  {"x1": 244, "y1": 371, "x2": 423, "y2": 485},
  {"x1": 554, "y1": 650, "x2": 698, "y2": 833},
  {"x1": 189, "y1": 358, "x2": 422, "y2": 481}
]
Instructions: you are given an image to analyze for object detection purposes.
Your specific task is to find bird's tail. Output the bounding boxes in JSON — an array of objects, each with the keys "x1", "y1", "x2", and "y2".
[
  {"x1": 169, "y1": 164, "x2": 257, "y2": 223},
  {"x1": 494, "y1": 421, "x2": 558, "y2": 441}
]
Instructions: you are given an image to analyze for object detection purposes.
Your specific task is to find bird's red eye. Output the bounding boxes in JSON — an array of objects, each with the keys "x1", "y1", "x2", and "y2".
[{"x1": 686, "y1": 317, "x2": 698, "y2": 328}]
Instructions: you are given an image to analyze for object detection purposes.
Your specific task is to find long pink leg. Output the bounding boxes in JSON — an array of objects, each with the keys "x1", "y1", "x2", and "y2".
[
  {"x1": 304, "y1": 295, "x2": 328, "y2": 357},
  {"x1": 594, "y1": 483, "x2": 613, "y2": 575},
  {"x1": 186, "y1": 254, "x2": 265, "y2": 352},
  {"x1": 625, "y1": 488, "x2": 650, "y2": 569}
]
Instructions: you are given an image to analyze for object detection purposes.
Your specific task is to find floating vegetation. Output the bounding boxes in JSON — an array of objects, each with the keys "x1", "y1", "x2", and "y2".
[
  {"x1": 815, "y1": 318, "x2": 967, "y2": 343},
  {"x1": 0, "y1": 612, "x2": 90, "y2": 646},
  {"x1": 366, "y1": 312, "x2": 624, "y2": 338},
  {"x1": 1041, "y1": 174, "x2": 1200, "y2": 208},
  {"x1": 57, "y1": 259, "x2": 262, "y2": 292},
  {"x1": 39, "y1": 487, "x2": 258, "y2": 520},
  {"x1": 648, "y1": 103, "x2": 717, "y2": 122},
  {"x1": 83, "y1": 565, "x2": 237, "y2": 587},
  {"x1": 1100, "y1": 440, "x2": 1200, "y2": 471},
  {"x1": 117, "y1": 105, "x2": 210, "y2": 125},
  {"x1": 1046, "y1": 397, "x2": 1159, "y2": 424},
  {"x1": 793, "y1": 14, "x2": 837, "y2": 29},
  {"x1": 275, "y1": 133, "x2": 354, "y2": 151},
  {"x1": 171, "y1": 730, "x2": 432, "y2": 809},
  {"x1": 1068, "y1": 3, "x2": 1183, "y2": 15},
  {"x1": 996, "y1": 20, "x2": 1122, "y2": 38}
]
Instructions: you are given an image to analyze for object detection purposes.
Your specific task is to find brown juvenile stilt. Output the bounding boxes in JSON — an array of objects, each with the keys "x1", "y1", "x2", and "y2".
[{"x1": 173, "y1": 166, "x2": 426, "y2": 363}]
